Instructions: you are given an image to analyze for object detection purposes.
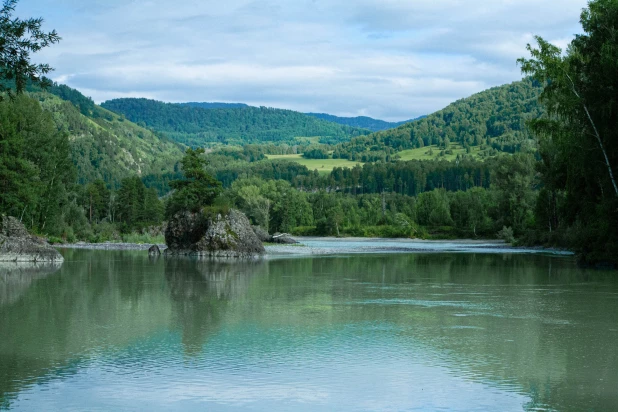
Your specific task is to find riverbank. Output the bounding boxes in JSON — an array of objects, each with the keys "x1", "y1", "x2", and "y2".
[
  {"x1": 57, "y1": 237, "x2": 572, "y2": 257},
  {"x1": 58, "y1": 242, "x2": 168, "y2": 251}
]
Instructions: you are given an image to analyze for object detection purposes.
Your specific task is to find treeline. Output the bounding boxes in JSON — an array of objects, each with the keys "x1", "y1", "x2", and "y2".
[
  {"x1": 204, "y1": 152, "x2": 493, "y2": 196},
  {"x1": 223, "y1": 154, "x2": 536, "y2": 239},
  {"x1": 101, "y1": 98, "x2": 371, "y2": 147},
  {"x1": 332, "y1": 79, "x2": 543, "y2": 162}
]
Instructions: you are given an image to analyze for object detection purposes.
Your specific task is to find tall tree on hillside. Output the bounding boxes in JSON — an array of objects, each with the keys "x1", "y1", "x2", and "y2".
[
  {"x1": 166, "y1": 148, "x2": 222, "y2": 218},
  {"x1": 0, "y1": 0, "x2": 60, "y2": 96},
  {"x1": 518, "y1": 0, "x2": 618, "y2": 261}
]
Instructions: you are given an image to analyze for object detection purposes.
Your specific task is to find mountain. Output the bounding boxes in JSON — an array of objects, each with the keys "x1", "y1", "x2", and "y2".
[
  {"x1": 333, "y1": 79, "x2": 543, "y2": 161},
  {"x1": 180, "y1": 102, "x2": 249, "y2": 109},
  {"x1": 305, "y1": 113, "x2": 422, "y2": 132},
  {"x1": 100, "y1": 98, "x2": 371, "y2": 147},
  {"x1": 30, "y1": 84, "x2": 184, "y2": 187}
]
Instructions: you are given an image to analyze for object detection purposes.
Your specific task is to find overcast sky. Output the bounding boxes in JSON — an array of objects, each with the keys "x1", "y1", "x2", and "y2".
[{"x1": 17, "y1": 0, "x2": 587, "y2": 121}]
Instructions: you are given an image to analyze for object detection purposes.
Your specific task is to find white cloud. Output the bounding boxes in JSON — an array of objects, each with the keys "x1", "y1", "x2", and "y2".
[{"x1": 17, "y1": 0, "x2": 588, "y2": 121}]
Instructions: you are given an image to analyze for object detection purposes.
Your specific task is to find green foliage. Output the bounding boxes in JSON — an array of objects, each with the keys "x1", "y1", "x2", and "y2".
[
  {"x1": 84, "y1": 179, "x2": 110, "y2": 223},
  {"x1": 0, "y1": 0, "x2": 60, "y2": 97},
  {"x1": 497, "y1": 226, "x2": 515, "y2": 244},
  {"x1": 303, "y1": 146, "x2": 330, "y2": 159},
  {"x1": 32, "y1": 90, "x2": 184, "y2": 187},
  {"x1": 416, "y1": 189, "x2": 453, "y2": 227},
  {"x1": 116, "y1": 176, "x2": 164, "y2": 232},
  {"x1": 519, "y1": 0, "x2": 618, "y2": 262},
  {"x1": 230, "y1": 178, "x2": 313, "y2": 233},
  {"x1": 491, "y1": 153, "x2": 537, "y2": 235},
  {"x1": 305, "y1": 113, "x2": 418, "y2": 132},
  {"x1": 333, "y1": 79, "x2": 543, "y2": 161},
  {"x1": 100, "y1": 98, "x2": 371, "y2": 147},
  {"x1": 166, "y1": 148, "x2": 223, "y2": 218},
  {"x1": 0, "y1": 95, "x2": 75, "y2": 234}
]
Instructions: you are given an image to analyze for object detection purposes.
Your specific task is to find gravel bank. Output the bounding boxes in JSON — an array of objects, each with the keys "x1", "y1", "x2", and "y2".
[
  {"x1": 58, "y1": 242, "x2": 168, "y2": 251},
  {"x1": 58, "y1": 238, "x2": 572, "y2": 257}
]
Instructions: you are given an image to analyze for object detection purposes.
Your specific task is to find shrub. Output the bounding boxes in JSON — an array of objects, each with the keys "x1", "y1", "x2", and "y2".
[{"x1": 497, "y1": 226, "x2": 515, "y2": 243}]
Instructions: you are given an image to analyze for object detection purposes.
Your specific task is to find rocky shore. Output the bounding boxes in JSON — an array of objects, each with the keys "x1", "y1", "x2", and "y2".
[
  {"x1": 59, "y1": 242, "x2": 168, "y2": 251},
  {"x1": 0, "y1": 216, "x2": 64, "y2": 263}
]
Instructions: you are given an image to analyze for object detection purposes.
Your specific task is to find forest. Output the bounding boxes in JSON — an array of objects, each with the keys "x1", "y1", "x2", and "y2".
[
  {"x1": 0, "y1": 0, "x2": 617, "y2": 264},
  {"x1": 100, "y1": 98, "x2": 371, "y2": 147},
  {"x1": 305, "y1": 113, "x2": 417, "y2": 132}
]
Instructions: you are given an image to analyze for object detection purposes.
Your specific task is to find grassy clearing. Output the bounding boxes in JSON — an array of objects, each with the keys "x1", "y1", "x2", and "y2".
[
  {"x1": 266, "y1": 144, "x2": 488, "y2": 172},
  {"x1": 266, "y1": 154, "x2": 362, "y2": 173},
  {"x1": 397, "y1": 144, "x2": 484, "y2": 161}
]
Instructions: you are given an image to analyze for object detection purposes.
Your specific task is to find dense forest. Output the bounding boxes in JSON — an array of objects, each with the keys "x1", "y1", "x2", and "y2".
[
  {"x1": 332, "y1": 79, "x2": 543, "y2": 161},
  {"x1": 180, "y1": 102, "x2": 249, "y2": 109},
  {"x1": 101, "y1": 98, "x2": 371, "y2": 147},
  {"x1": 305, "y1": 113, "x2": 419, "y2": 132}
]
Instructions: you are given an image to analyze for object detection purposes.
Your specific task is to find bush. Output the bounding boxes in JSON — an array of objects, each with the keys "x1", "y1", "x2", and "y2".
[{"x1": 497, "y1": 226, "x2": 515, "y2": 243}]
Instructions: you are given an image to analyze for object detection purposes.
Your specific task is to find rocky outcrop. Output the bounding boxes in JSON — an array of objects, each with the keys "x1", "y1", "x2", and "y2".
[
  {"x1": 252, "y1": 226, "x2": 272, "y2": 243},
  {"x1": 148, "y1": 245, "x2": 162, "y2": 256},
  {"x1": 165, "y1": 209, "x2": 265, "y2": 258},
  {"x1": 251, "y1": 226, "x2": 299, "y2": 244},
  {"x1": 0, "y1": 216, "x2": 64, "y2": 263},
  {"x1": 271, "y1": 233, "x2": 299, "y2": 244}
]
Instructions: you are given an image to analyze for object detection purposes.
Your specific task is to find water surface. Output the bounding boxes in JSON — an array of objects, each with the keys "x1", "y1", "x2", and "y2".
[{"x1": 1, "y1": 248, "x2": 617, "y2": 411}]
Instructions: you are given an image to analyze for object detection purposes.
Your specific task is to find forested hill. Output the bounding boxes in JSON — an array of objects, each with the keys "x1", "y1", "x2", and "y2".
[
  {"x1": 306, "y1": 113, "x2": 420, "y2": 132},
  {"x1": 333, "y1": 79, "x2": 543, "y2": 161},
  {"x1": 29, "y1": 83, "x2": 184, "y2": 187},
  {"x1": 181, "y1": 102, "x2": 249, "y2": 109},
  {"x1": 100, "y1": 98, "x2": 371, "y2": 147}
]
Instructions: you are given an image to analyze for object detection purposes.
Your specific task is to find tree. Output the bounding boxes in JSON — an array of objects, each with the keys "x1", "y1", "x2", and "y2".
[
  {"x1": 166, "y1": 148, "x2": 222, "y2": 218},
  {"x1": 0, "y1": 95, "x2": 74, "y2": 233},
  {"x1": 0, "y1": 0, "x2": 60, "y2": 97},
  {"x1": 491, "y1": 153, "x2": 537, "y2": 235},
  {"x1": 518, "y1": 0, "x2": 618, "y2": 262}
]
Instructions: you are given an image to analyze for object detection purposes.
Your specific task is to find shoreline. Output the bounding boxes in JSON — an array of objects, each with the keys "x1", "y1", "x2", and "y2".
[
  {"x1": 57, "y1": 242, "x2": 168, "y2": 251},
  {"x1": 55, "y1": 238, "x2": 573, "y2": 256}
]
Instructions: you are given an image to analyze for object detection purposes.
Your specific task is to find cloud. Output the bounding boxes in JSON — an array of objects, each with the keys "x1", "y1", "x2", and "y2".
[{"x1": 17, "y1": 0, "x2": 588, "y2": 121}]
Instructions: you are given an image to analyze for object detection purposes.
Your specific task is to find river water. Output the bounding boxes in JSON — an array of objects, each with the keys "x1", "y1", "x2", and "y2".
[{"x1": 1, "y1": 247, "x2": 617, "y2": 411}]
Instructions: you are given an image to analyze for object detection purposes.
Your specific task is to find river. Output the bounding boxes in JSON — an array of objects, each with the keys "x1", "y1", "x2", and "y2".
[{"x1": 0, "y1": 246, "x2": 616, "y2": 411}]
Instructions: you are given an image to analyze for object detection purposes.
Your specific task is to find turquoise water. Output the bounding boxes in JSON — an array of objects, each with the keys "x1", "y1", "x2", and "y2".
[{"x1": 1, "y1": 249, "x2": 617, "y2": 411}]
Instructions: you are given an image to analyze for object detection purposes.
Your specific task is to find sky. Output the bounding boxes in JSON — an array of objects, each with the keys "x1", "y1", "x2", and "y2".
[{"x1": 17, "y1": 0, "x2": 588, "y2": 121}]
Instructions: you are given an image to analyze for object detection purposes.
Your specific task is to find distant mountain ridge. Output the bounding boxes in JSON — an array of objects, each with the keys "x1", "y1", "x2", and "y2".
[
  {"x1": 181, "y1": 102, "x2": 249, "y2": 109},
  {"x1": 101, "y1": 98, "x2": 371, "y2": 147},
  {"x1": 305, "y1": 113, "x2": 423, "y2": 132},
  {"x1": 165, "y1": 100, "x2": 419, "y2": 132}
]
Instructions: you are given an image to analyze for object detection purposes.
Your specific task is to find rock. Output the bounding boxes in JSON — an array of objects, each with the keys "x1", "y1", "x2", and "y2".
[
  {"x1": 252, "y1": 226, "x2": 273, "y2": 243},
  {"x1": 271, "y1": 233, "x2": 299, "y2": 244},
  {"x1": 165, "y1": 209, "x2": 265, "y2": 258},
  {"x1": 148, "y1": 244, "x2": 161, "y2": 256},
  {"x1": 0, "y1": 216, "x2": 64, "y2": 263}
]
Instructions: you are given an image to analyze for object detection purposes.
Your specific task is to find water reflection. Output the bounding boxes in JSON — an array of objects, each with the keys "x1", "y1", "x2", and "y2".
[
  {"x1": 0, "y1": 250, "x2": 616, "y2": 411},
  {"x1": 0, "y1": 262, "x2": 62, "y2": 307},
  {"x1": 164, "y1": 258, "x2": 265, "y2": 354}
]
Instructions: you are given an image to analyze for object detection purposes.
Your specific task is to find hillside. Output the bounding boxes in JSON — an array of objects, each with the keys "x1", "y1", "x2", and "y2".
[
  {"x1": 101, "y1": 98, "x2": 371, "y2": 147},
  {"x1": 30, "y1": 85, "x2": 184, "y2": 187},
  {"x1": 333, "y1": 79, "x2": 543, "y2": 161},
  {"x1": 181, "y1": 102, "x2": 249, "y2": 109},
  {"x1": 305, "y1": 113, "x2": 420, "y2": 132}
]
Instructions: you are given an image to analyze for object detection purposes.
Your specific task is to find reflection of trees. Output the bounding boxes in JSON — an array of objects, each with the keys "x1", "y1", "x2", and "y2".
[
  {"x1": 0, "y1": 249, "x2": 171, "y2": 409},
  {"x1": 0, "y1": 262, "x2": 61, "y2": 307},
  {"x1": 164, "y1": 258, "x2": 266, "y2": 355}
]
